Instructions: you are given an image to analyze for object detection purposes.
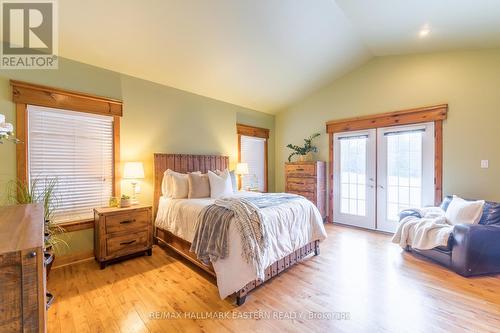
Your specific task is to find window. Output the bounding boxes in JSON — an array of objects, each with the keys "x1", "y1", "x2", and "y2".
[
  {"x1": 240, "y1": 135, "x2": 266, "y2": 191},
  {"x1": 12, "y1": 80, "x2": 122, "y2": 228},
  {"x1": 237, "y1": 124, "x2": 269, "y2": 192},
  {"x1": 27, "y1": 105, "x2": 115, "y2": 222}
]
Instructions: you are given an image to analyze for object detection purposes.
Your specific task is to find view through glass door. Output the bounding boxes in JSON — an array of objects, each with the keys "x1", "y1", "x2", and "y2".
[
  {"x1": 376, "y1": 123, "x2": 435, "y2": 232},
  {"x1": 333, "y1": 123, "x2": 435, "y2": 232},
  {"x1": 333, "y1": 130, "x2": 376, "y2": 229}
]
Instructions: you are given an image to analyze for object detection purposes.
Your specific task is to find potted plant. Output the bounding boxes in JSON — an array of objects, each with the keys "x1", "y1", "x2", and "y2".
[
  {"x1": 7, "y1": 177, "x2": 68, "y2": 278},
  {"x1": 120, "y1": 194, "x2": 132, "y2": 207},
  {"x1": 286, "y1": 133, "x2": 321, "y2": 162}
]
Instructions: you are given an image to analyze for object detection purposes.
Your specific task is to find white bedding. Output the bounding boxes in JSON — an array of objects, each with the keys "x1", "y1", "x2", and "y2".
[{"x1": 155, "y1": 191, "x2": 327, "y2": 299}]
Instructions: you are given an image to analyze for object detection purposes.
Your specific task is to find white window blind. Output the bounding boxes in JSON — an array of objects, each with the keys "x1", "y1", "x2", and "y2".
[
  {"x1": 240, "y1": 135, "x2": 266, "y2": 191},
  {"x1": 28, "y1": 105, "x2": 114, "y2": 223}
]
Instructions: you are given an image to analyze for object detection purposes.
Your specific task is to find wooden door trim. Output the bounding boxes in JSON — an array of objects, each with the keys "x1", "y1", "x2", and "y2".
[
  {"x1": 326, "y1": 104, "x2": 447, "y2": 134},
  {"x1": 325, "y1": 104, "x2": 448, "y2": 223},
  {"x1": 237, "y1": 124, "x2": 270, "y2": 192}
]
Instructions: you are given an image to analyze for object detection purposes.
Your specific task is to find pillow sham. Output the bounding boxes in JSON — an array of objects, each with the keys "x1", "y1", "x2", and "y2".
[
  {"x1": 208, "y1": 170, "x2": 233, "y2": 198},
  {"x1": 163, "y1": 170, "x2": 201, "y2": 198},
  {"x1": 170, "y1": 172, "x2": 189, "y2": 199},
  {"x1": 445, "y1": 195, "x2": 485, "y2": 225},
  {"x1": 188, "y1": 173, "x2": 210, "y2": 198},
  {"x1": 161, "y1": 169, "x2": 174, "y2": 197}
]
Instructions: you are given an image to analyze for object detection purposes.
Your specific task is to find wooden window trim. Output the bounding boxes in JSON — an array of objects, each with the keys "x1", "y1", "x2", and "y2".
[
  {"x1": 59, "y1": 219, "x2": 95, "y2": 232},
  {"x1": 237, "y1": 123, "x2": 269, "y2": 192},
  {"x1": 11, "y1": 80, "x2": 122, "y2": 117},
  {"x1": 325, "y1": 104, "x2": 448, "y2": 223},
  {"x1": 237, "y1": 123, "x2": 269, "y2": 139},
  {"x1": 13, "y1": 80, "x2": 122, "y2": 230}
]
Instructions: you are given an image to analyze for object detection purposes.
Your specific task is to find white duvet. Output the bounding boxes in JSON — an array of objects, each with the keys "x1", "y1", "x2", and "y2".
[{"x1": 155, "y1": 191, "x2": 327, "y2": 299}]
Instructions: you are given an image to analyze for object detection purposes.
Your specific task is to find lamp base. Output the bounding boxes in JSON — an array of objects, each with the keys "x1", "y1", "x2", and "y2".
[{"x1": 131, "y1": 182, "x2": 140, "y2": 205}]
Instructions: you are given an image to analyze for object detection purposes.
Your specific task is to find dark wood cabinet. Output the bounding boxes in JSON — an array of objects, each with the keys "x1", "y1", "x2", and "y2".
[
  {"x1": 0, "y1": 204, "x2": 46, "y2": 333},
  {"x1": 94, "y1": 205, "x2": 153, "y2": 269},
  {"x1": 285, "y1": 161, "x2": 326, "y2": 220}
]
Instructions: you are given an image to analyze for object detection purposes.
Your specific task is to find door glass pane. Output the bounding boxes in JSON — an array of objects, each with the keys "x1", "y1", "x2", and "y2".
[
  {"x1": 339, "y1": 137, "x2": 367, "y2": 216},
  {"x1": 386, "y1": 132, "x2": 423, "y2": 221}
]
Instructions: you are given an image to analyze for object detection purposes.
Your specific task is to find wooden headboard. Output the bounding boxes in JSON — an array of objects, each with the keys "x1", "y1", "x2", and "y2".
[{"x1": 153, "y1": 153, "x2": 230, "y2": 216}]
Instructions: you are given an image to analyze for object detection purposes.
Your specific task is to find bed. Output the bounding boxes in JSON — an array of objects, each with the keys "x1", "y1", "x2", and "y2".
[{"x1": 153, "y1": 153, "x2": 327, "y2": 305}]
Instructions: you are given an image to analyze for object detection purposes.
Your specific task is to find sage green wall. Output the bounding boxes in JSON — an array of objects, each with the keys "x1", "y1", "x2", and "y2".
[
  {"x1": 0, "y1": 57, "x2": 274, "y2": 256},
  {"x1": 276, "y1": 49, "x2": 500, "y2": 204}
]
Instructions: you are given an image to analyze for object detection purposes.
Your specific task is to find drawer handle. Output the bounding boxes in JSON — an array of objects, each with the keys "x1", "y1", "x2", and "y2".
[
  {"x1": 296, "y1": 168, "x2": 304, "y2": 171},
  {"x1": 120, "y1": 240, "x2": 136, "y2": 245},
  {"x1": 120, "y1": 219, "x2": 136, "y2": 224}
]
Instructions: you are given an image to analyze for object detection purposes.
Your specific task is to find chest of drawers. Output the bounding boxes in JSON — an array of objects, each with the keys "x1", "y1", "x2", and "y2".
[
  {"x1": 0, "y1": 204, "x2": 46, "y2": 332},
  {"x1": 285, "y1": 161, "x2": 326, "y2": 219}
]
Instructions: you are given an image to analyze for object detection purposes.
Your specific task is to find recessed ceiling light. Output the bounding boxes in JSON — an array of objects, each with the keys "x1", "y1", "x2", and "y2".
[{"x1": 419, "y1": 25, "x2": 431, "y2": 38}]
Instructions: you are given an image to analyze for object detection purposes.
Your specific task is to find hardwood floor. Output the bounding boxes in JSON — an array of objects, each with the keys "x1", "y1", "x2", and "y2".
[{"x1": 47, "y1": 224, "x2": 500, "y2": 333}]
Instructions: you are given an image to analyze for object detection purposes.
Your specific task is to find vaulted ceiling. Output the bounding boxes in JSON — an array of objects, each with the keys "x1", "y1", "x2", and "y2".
[{"x1": 52, "y1": 1, "x2": 500, "y2": 112}]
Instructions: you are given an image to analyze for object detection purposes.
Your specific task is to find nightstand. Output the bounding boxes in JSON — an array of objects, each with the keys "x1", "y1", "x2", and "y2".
[{"x1": 94, "y1": 204, "x2": 153, "y2": 269}]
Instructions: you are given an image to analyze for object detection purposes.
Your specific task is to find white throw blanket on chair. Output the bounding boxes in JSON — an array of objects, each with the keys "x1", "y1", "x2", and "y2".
[{"x1": 392, "y1": 207, "x2": 453, "y2": 250}]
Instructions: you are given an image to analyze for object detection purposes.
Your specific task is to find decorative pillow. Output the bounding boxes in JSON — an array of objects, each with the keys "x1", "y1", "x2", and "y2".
[
  {"x1": 167, "y1": 171, "x2": 201, "y2": 199},
  {"x1": 215, "y1": 169, "x2": 237, "y2": 192},
  {"x1": 188, "y1": 173, "x2": 210, "y2": 198},
  {"x1": 208, "y1": 170, "x2": 233, "y2": 198},
  {"x1": 170, "y1": 172, "x2": 189, "y2": 199},
  {"x1": 445, "y1": 195, "x2": 485, "y2": 225}
]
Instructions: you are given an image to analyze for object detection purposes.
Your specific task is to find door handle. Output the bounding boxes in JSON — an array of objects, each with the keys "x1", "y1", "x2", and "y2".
[{"x1": 378, "y1": 185, "x2": 384, "y2": 189}]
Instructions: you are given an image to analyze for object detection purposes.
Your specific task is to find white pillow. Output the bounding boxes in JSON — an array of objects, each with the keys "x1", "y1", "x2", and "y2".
[
  {"x1": 208, "y1": 170, "x2": 233, "y2": 198},
  {"x1": 445, "y1": 195, "x2": 485, "y2": 225},
  {"x1": 215, "y1": 169, "x2": 237, "y2": 192},
  {"x1": 161, "y1": 169, "x2": 172, "y2": 197}
]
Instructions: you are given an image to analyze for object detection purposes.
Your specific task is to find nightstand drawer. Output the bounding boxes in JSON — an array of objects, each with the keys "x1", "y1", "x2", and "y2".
[
  {"x1": 106, "y1": 231, "x2": 149, "y2": 256},
  {"x1": 105, "y1": 210, "x2": 149, "y2": 234}
]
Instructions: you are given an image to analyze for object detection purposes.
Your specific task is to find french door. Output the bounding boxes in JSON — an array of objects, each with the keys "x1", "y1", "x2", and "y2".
[
  {"x1": 333, "y1": 123, "x2": 435, "y2": 232},
  {"x1": 333, "y1": 130, "x2": 377, "y2": 229}
]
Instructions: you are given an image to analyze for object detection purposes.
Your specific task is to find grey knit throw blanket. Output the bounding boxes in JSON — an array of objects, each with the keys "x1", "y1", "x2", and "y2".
[{"x1": 190, "y1": 193, "x2": 301, "y2": 280}]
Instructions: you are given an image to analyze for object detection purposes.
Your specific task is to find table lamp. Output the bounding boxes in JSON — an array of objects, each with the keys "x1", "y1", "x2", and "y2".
[
  {"x1": 123, "y1": 162, "x2": 145, "y2": 204},
  {"x1": 235, "y1": 162, "x2": 249, "y2": 190}
]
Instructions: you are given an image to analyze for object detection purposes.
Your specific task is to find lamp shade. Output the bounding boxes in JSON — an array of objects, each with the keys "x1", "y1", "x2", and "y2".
[
  {"x1": 235, "y1": 162, "x2": 249, "y2": 175},
  {"x1": 123, "y1": 162, "x2": 145, "y2": 179}
]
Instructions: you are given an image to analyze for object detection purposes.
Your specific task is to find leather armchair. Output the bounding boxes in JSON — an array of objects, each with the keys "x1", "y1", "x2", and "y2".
[
  {"x1": 400, "y1": 196, "x2": 500, "y2": 277},
  {"x1": 452, "y1": 224, "x2": 500, "y2": 276}
]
